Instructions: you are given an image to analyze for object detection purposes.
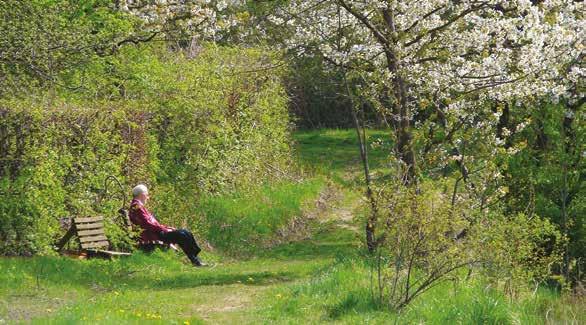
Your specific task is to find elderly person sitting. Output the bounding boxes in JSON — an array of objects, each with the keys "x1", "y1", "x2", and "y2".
[{"x1": 129, "y1": 184, "x2": 206, "y2": 267}]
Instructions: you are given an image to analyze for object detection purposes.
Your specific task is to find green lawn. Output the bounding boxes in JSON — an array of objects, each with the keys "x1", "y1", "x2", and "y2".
[
  {"x1": 0, "y1": 219, "x2": 359, "y2": 324},
  {"x1": 293, "y1": 128, "x2": 391, "y2": 185}
]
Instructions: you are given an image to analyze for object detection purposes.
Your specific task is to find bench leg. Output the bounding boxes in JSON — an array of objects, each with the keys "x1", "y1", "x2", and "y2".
[{"x1": 55, "y1": 225, "x2": 76, "y2": 251}]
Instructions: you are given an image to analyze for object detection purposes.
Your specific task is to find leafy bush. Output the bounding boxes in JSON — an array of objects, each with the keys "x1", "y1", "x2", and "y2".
[
  {"x1": 368, "y1": 178, "x2": 565, "y2": 310},
  {"x1": 371, "y1": 180, "x2": 476, "y2": 310},
  {"x1": 0, "y1": 45, "x2": 293, "y2": 255},
  {"x1": 478, "y1": 213, "x2": 566, "y2": 294}
]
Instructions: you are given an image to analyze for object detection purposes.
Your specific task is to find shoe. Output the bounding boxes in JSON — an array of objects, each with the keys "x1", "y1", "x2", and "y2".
[{"x1": 191, "y1": 256, "x2": 208, "y2": 267}]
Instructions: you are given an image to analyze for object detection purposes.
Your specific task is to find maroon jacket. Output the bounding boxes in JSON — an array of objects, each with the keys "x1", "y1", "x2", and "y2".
[{"x1": 129, "y1": 199, "x2": 172, "y2": 243}]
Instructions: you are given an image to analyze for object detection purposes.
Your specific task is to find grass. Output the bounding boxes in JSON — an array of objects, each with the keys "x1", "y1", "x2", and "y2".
[
  {"x1": 261, "y1": 259, "x2": 585, "y2": 324},
  {"x1": 197, "y1": 178, "x2": 327, "y2": 254},
  {"x1": 293, "y1": 128, "x2": 391, "y2": 185},
  {"x1": 2, "y1": 128, "x2": 584, "y2": 324},
  {"x1": 0, "y1": 222, "x2": 357, "y2": 324}
]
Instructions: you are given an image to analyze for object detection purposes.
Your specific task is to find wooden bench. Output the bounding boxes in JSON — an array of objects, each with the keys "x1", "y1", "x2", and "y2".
[{"x1": 56, "y1": 216, "x2": 131, "y2": 258}]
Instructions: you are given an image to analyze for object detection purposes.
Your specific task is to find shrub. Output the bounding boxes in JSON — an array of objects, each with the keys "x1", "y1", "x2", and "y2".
[
  {"x1": 0, "y1": 45, "x2": 292, "y2": 255},
  {"x1": 478, "y1": 213, "x2": 566, "y2": 295},
  {"x1": 371, "y1": 180, "x2": 476, "y2": 310},
  {"x1": 369, "y1": 178, "x2": 565, "y2": 310}
]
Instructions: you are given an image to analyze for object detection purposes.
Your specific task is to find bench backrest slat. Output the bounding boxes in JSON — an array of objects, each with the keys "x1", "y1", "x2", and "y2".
[
  {"x1": 79, "y1": 235, "x2": 108, "y2": 243},
  {"x1": 75, "y1": 222, "x2": 104, "y2": 230},
  {"x1": 75, "y1": 216, "x2": 104, "y2": 223},
  {"x1": 73, "y1": 216, "x2": 109, "y2": 250}
]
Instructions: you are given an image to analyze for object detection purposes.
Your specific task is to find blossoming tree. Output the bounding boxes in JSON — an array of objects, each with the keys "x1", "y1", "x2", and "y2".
[
  {"x1": 269, "y1": 0, "x2": 583, "y2": 179},
  {"x1": 263, "y1": 0, "x2": 584, "y2": 250},
  {"x1": 117, "y1": 0, "x2": 245, "y2": 45}
]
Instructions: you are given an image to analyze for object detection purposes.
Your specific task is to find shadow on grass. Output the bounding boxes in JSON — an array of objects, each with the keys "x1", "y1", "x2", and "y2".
[
  {"x1": 0, "y1": 256, "x2": 304, "y2": 294},
  {"x1": 326, "y1": 291, "x2": 382, "y2": 320},
  {"x1": 148, "y1": 270, "x2": 297, "y2": 289},
  {"x1": 0, "y1": 225, "x2": 354, "y2": 293}
]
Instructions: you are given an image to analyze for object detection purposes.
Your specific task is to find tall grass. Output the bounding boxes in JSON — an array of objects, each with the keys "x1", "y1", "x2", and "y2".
[{"x1": 196, "y1": 178, "x2": 326, "y2": 254}]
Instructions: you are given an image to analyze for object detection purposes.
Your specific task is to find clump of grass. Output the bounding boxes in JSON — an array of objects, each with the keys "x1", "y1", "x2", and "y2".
[
  {"x1": 197, "y1": 178, "x2": 326, "y2": 254},
  {"x1": 262, "y1": 258, "x2": 390, "y2": 323}
]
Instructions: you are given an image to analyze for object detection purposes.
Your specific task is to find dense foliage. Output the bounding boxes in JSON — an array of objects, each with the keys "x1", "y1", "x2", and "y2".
[{"x1": 0, "y1": 45, "x2": 293, "y2": 255}]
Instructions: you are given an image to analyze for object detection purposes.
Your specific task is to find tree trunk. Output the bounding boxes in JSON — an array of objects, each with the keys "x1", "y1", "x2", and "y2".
[
  {"x1": 382, "y1": 9, "x2": 416, "y2": 185},
  {"x1": 383, "y1": 54, "x2": 416, "y2": 184}
]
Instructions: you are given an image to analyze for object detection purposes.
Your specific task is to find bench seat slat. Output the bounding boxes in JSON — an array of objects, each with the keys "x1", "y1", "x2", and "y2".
[
  {"x1": 75, "y1": 222, "x2": 103, "y2": 230},
  {"x1": 87, "y1": 250, "x2": 131, "y2": 257},
  {"x1": 79, "y1": 235, "x2": 108, "y2": 243}
]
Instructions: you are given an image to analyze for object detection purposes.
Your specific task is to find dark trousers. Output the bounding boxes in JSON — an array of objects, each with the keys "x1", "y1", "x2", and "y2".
[{"x1": 159, "y1": 229, "x2": 202, "y2": 265}]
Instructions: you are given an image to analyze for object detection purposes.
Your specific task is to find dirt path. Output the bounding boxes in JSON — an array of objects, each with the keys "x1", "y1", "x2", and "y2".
[{"x1": 188, "y1": 185, "x2": 361, "y2": 323}]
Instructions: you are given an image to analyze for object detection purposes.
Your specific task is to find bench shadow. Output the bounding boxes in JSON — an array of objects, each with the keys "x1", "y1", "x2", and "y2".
[{"x1": 139, "y1": 270, "x2": 297, "y2": 290}]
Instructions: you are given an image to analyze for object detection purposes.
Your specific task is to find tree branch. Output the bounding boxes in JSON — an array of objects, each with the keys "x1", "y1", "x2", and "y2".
[
  {"x1": 402, "y1": 4, "x2": 447, "y2": 34},
  {"x1": 337, "y1": 0, "x2": 390, "y2": 49},
  {"x1": 405, "y1": 3, "x2": 488, "y2": 47}
]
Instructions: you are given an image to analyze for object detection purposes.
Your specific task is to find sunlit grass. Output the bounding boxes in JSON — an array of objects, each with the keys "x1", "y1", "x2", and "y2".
[
  {"x1": 293, "y1": 128, "x2": 391, "y2": 184},
  {"x1": 197, "y1": 178, "x2": 327, "y2": 254},
  {"x1": 0, "y1": 242, "x2": 343, "y2": 324},
  {"x1": 261, "y1": 259, "x2": 585, "y2": 324}
]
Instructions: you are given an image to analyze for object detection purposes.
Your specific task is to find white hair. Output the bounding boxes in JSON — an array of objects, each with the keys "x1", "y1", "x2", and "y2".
[{"x1": 132, "y1": 184, "x2": 148, "y2": 198}]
